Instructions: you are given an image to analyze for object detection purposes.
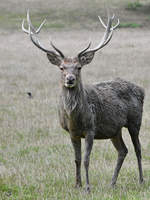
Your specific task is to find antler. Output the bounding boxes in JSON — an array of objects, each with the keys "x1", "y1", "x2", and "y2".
[
  {"x1": 22, "y1": 10, "x2": 65, "y2": 58},
  {"x1": 78, "y1": 14, "x2": 119, "y2": 56}
]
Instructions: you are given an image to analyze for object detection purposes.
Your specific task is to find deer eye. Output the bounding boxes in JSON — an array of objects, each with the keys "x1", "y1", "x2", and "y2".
[{"x1": 78, "y1": 66, "x2": 82, "y2": 70}]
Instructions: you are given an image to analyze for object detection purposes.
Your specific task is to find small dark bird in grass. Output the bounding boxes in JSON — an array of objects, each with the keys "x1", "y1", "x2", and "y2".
[{"x1": 27, "y1": 92, "x2": 33, "y2": 98}]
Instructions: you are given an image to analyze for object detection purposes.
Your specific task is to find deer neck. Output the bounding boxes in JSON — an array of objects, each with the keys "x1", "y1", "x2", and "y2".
[{"x1": 61, "y1": 81, "x2": 85, "y2": 115}]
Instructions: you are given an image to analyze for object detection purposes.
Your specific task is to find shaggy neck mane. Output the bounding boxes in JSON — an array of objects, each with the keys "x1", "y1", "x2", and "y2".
[{"x1": 61, "y1": 82, "x2": 84, "y2": 115}]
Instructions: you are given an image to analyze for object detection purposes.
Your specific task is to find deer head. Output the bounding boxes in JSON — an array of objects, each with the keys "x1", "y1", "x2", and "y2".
[{"x1": 22, "y1": 10, "x2": 119, "y2": 88}]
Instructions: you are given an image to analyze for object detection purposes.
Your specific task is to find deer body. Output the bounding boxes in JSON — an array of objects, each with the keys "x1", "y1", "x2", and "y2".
[
  {"x1": 22, "y1": 11, "x2": 144, "y2": 192},
  {"x1": 59, "y1": 77, "x2": 144, "y2": 140}
]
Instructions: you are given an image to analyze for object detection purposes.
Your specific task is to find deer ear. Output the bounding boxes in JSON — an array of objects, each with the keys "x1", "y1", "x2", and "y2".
[
  {"x1": 47, "y1": 53, "x2": 62, "y2": 66},
  {"x1": 78, "y1": 51, "x2": 95, "y2": 66}
]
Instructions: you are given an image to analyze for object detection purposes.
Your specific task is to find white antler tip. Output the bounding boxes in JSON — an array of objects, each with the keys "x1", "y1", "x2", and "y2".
[
  {"x1": 98, "y1": 16, "x2": 102, "y2": 21},
  {"x1": 112, "y1": 14, "x2": 115, "y2": 20},
  {"x1": 22, "y1": 19, "x2": 25, "y2": 26}
]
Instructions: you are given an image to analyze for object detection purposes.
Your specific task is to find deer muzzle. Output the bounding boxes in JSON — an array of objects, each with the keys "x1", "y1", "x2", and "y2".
[{"x1": 65, "y1": 74, "x2": 76, "y2": 88}]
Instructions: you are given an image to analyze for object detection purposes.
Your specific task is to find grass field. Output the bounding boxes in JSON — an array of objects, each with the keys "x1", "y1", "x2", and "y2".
[{"x1": 0, "y1": 0, "x2": 150, "y2": 199}]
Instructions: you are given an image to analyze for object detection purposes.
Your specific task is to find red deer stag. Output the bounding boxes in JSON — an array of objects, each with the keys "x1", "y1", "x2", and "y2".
[{"x1": 22, "y1": 10, "x2": 144, "y2": 192}]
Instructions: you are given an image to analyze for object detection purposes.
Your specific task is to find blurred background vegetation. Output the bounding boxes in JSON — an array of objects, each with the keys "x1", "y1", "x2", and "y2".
[{"x1": 0, "y1": 0, "x2": 150, "y2": 30}]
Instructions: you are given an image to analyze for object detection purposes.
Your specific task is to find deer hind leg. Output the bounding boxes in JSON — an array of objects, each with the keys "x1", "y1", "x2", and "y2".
[
  {"x1": 71, "y1": 137, "x2": 82, "y2": 188},
  {"x1": 111, "y1": 131, "x2": 128, "y2": 186},
  {"x1": 128, "y1": 125, "x2": 143, "y2": 184}
]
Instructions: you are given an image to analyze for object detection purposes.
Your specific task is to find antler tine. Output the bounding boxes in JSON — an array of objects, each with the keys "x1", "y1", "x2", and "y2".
[
  {"x1": 27, "y1": 9, "x2": 36, "y2": 33},
  {"x1": 22, "y1": 9, "x2": 46, "y2": 34},
  {"x1": 22, "y1": 10, "x2": 65, "y2": 58},
  {"x1": 27, "y1": 9, "x2": 47, "y2": 34},
  {"x1": 98, "y1": 16, "x2": 107, "y2": 29},
  {"x1": 36, "y1": 19, "x2": 47, "y2": 33},
  {"x1": 112, "y1": 18, "x2": 120, "y2": 30},
  {"x1": 29, "y1": 26, "x2": 50, "y2": 53},
  {"x1": 81, "y1": 14, "x2": 119, "y2": 53},
  {"x1": 51, "y1": 42, "x2": 65, "y2": 58},
  {"x1": 22, "y1": 19, "x2": 29, "y2": 34},
  {"x1": 28, "y1": 25, "x2": 56, "y2": 54},
  {"x1": 22, "y1": 10, "x2": 35, "y2": 34},
  {"x1": 98, "y1": 15, "x2": 119, "y2": 31},
  {"x1": 111, "y1": 14, "x2": 115, "y2": 20},
  {"x1": 78, "y1": 42, "x2": 91, "y2": 57},
  {"x1": 22, "y1": 10, "x2": 64, "y2": 58},
  {"x1": 87, "y1": 16, "x2": 113, "y2": 52}
]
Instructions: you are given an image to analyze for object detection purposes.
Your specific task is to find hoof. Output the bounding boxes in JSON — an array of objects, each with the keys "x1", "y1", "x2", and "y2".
[
  {"x1": 85, "y1": 185, "x2": 91, "y2": 193},
  {"x1": 139, "y1": 179, "x2": 144, "y2": 184},
  {"x1": 110, "y1": 182, "x2": 116, "y2": 188}
]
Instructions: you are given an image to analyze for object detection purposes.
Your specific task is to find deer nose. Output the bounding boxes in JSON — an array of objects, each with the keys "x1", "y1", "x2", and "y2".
[{"x1": 66, "y1": 74, "x2": 76, "y2": 83}]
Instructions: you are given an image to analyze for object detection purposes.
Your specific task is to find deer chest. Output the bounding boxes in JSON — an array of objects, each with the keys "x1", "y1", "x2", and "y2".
[{"x1": 58, "y1": 105, "x2": 93, "y2": 135}]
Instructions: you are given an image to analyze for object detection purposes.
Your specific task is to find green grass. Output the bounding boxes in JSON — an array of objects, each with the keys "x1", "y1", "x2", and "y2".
[
  {"x1": 0, "y1": 12, "x2": 65, "y2": 30},
  {"x1": 0, "y1": 178, "x2": 38, "y2": 200},
  {"x1": 0, "y1": 0, "x2": 147, "y2": 31},
  {"x1": 0, "y1": 173, "x2": 150, "y2": 199},
  {"x1": 126, "y1": 1, "x2": 142, "y2": 11},
  {"x1": 119, "y1": 23, "x2": 141, "y2": 28}
]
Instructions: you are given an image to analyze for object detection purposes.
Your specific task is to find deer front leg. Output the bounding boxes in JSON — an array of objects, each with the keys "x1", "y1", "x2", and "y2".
[
  {"x1": 71, "y1": 137, "x2": 82, "y2": 188},
  {"x1": 84, "y1": 133, "x2": 94, "y2": 193}
]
